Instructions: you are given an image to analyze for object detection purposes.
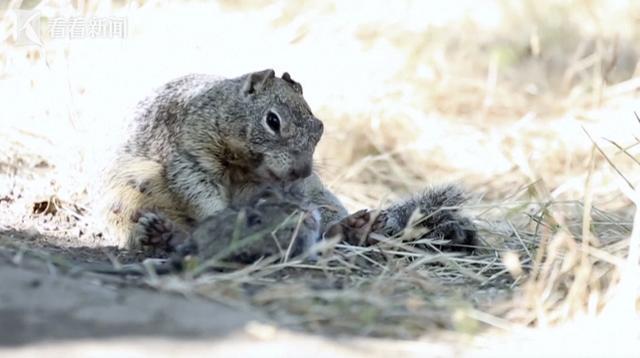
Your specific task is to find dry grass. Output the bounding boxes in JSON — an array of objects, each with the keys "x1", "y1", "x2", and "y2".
[{"x1": 1, "y1": 0, "x2": 639, "y2": 354}]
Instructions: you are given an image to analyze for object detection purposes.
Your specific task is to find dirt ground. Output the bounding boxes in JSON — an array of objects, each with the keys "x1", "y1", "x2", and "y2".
[
  {"x1": 0, "y1": 218, "x2": 457, "y2": 357},
  {"x1": 0, "y1": 260, "x2": 435, "y2": 357},
  {"x1": 0, "y1": 247, "x2": 436, "y2": 357}
]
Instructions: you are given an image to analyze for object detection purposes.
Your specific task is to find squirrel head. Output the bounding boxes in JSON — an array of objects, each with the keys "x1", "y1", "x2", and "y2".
[{"x1": 225, "y1": 69, "x2": 324, "y2": 183}]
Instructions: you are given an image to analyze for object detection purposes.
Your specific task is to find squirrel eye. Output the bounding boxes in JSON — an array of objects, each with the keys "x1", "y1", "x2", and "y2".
[{"x1": 265, "y1": 111, "x2": 281, "y2": 132}]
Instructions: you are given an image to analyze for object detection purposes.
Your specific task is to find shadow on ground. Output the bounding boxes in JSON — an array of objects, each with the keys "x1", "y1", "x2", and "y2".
[{"x1": 0, "y1": 229, "x2": 258, "y2": 347}]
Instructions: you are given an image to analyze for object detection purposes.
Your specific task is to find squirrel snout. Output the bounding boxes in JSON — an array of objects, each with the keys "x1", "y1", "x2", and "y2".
[{"x1": 289, "y1": 161, "x2": 312, "y2": 180}]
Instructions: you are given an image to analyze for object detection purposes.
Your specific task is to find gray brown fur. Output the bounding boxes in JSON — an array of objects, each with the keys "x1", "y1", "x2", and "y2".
[{"x1": 97, "y1": 69, "x2": 347, "y2": 249}]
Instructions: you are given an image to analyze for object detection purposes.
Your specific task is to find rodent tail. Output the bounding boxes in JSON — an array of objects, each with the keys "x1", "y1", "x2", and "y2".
[{"x1": 381, "y1": 184, "x2": 469, "y2": 231}]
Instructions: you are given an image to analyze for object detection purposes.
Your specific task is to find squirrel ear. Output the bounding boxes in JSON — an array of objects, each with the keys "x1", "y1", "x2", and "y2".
[
  {"x1": 242, "y1": 69, "x2": 275, "y2": 95},
  {"x1": 282, "y1": 72, "x2": 303, "y2": 95}
]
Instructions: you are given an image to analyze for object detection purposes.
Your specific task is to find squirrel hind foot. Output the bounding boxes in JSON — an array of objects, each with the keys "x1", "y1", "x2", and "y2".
[{"x1": 324, "y1": 209, "x2": 389, "y2": 246}]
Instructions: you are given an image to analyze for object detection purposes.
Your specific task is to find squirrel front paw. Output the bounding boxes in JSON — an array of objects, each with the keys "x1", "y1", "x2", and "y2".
[{"x1": 132, "y1": 211, "x2": 187, "y2": 253}]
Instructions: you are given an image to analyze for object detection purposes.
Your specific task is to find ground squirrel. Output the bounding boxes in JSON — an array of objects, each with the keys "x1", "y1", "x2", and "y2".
[
  {"x1": 98, "y1": 68, "x2": 476, "y2": 259},
  {"x1": 98, "y1": 69, "x2": 346, "y2": 250}
]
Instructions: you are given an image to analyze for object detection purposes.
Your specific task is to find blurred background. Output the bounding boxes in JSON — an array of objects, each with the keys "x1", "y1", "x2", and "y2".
[{"x1": 1, "y1": 0, "x2": 639, "y2": 220}]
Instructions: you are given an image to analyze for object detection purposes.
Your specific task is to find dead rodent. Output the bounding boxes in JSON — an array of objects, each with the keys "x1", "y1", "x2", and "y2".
[
  {"x1": 99, "y1": 186, "x2": 322, "y2": 275},
  {"x1": 139, "y1": 186, "x2": 321, "y2": 263},
  {"x1": 163, "y1": 184, "x2": 478, "y2": 263},
  {"x1": 97, "y1": 69, "x2": 347, "y2": 251},
  {"x1": 80, "y1": 185, "x2": 477, "y2": 277},
  {"x1": 76, "y1": 187, "x2": 321, "y2": 276}
]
